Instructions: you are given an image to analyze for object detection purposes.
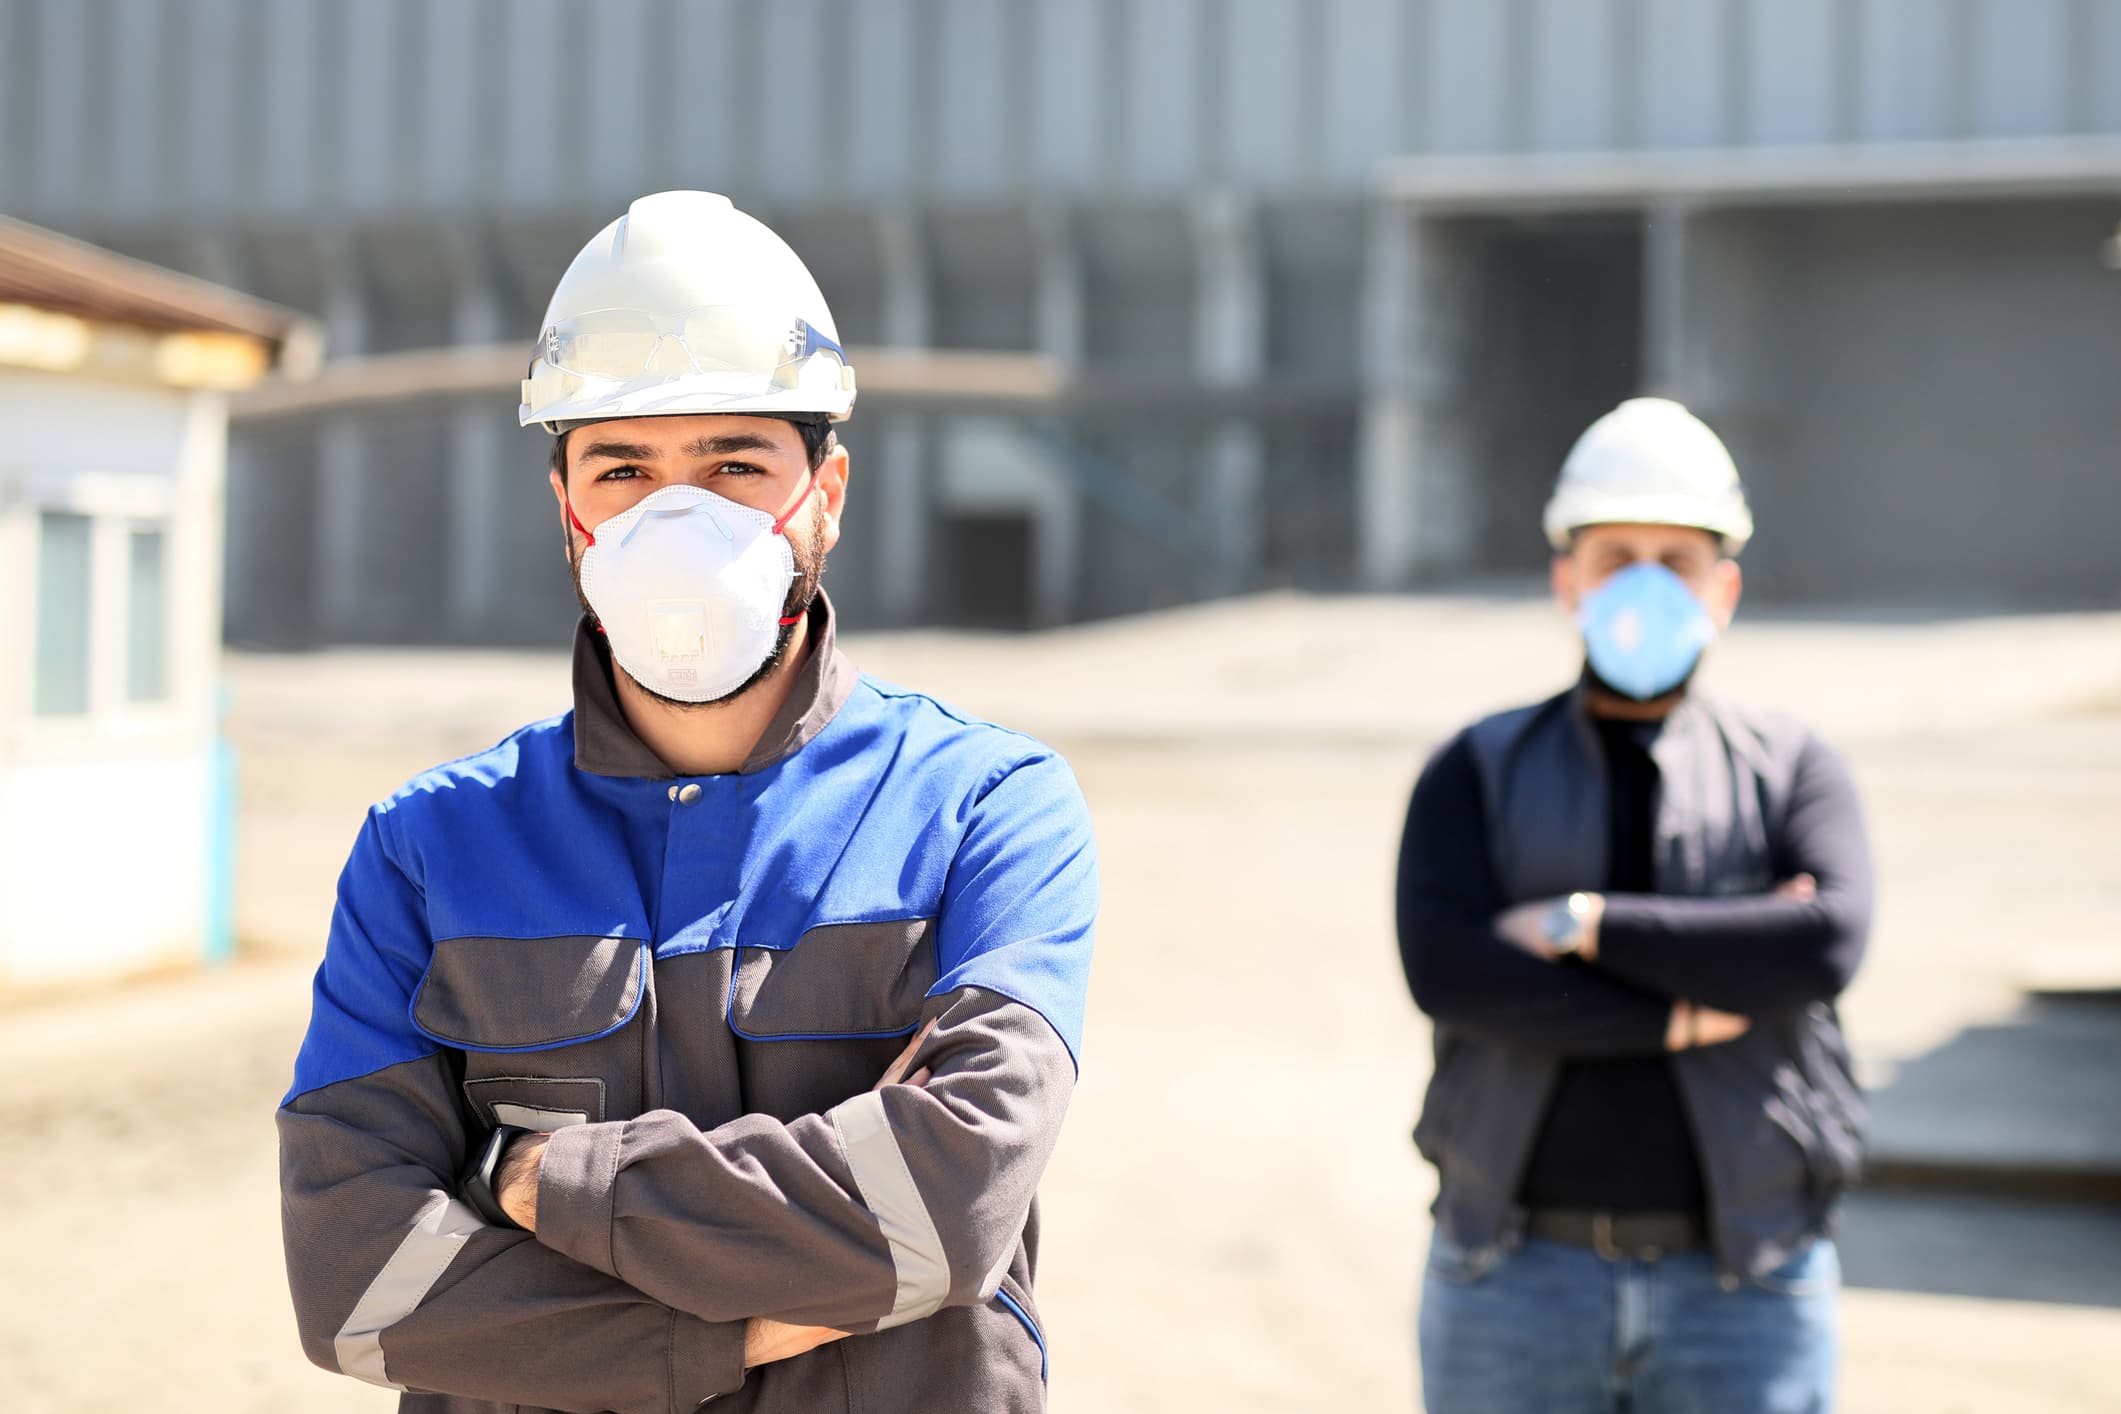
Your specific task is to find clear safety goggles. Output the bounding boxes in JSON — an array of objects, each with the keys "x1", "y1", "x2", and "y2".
[{"x1": 532, "y1": 306, "x2": 848, "y2": 386}]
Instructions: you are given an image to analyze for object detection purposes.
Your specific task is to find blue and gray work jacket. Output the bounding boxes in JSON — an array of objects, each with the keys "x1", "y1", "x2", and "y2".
[{"x1": 278, "y1": 595, "x2": 1098, "y2": 1414}]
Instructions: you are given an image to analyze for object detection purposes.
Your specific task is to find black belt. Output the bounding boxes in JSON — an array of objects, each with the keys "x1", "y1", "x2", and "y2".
[{"x1": 1524, "y1": 1209, "x2": 1707, "y2": 1260}]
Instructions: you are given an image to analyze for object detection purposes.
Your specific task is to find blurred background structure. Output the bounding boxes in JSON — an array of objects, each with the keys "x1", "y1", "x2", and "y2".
[
  {"x1": 4, "y1": 5, "x2": 2121, "y2": 1413},
  {"x1": 2, "y1": 0, "x2": 2118, "y2": 647},
  {"x1": 0, "y1": 216, "x2": 313, "y2": 990}
]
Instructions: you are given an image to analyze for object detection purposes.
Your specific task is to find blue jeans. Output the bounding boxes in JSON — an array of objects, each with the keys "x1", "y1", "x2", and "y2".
[{"x1": 1418, "y1": 1231, "x2": 1839, "y2": 1414}]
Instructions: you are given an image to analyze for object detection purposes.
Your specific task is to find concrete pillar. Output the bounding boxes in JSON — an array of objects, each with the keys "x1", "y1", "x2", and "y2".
[
  {"x1": 1192, "y1": 192, "x2": 1266, "y2": 598},
  {"x1": 874, "y1": 207, "x2": 930, "y2": 625},
  {"x1": 1358, "y1": 199, "x2": 1423, "y2": 589},
  {"x1": 1360, "y1": 202, "x2": 1490, "y2": 586},
  {"x1": 1032, "y1": 205, "x2": 1086, "y2": 368},
  {"x1": 1641, "y1": 200, "x2": 1692, "y2": 401},
  {"x1": 313, "y1": 232, "x2": 369, "y2": 644},
  {"x1": 187, "y1": 232, "x2": 261, "y2": 645},
  {"x1": 443, "y1": 227, "x2": 511, "y2": 640},
  {"x1": 1027, "y1": 205, "x2": 1084, "y2": 628}
]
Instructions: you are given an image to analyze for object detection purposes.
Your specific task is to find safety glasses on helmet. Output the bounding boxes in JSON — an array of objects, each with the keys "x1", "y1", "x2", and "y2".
[{"x1": 533, "y1": 306, "x2": 847, "y2": 387}]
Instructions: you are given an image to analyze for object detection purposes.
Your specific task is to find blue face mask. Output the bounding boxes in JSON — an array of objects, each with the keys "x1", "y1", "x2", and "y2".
[{"x1": 1577, "y1": 562, "x2": 1719, "y2": 701}]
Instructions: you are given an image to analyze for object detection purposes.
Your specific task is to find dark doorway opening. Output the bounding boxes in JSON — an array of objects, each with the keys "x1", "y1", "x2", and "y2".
[
  {"x1": 935, "y1": 511, "x2": 1036, "y2": 630},
  {"x1": 1432, "y1": 213, "x2": 1644, "y2": 576}
]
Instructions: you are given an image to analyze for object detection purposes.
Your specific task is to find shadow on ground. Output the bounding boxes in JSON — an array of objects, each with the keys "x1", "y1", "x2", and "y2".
[{"x1": 1839, "y1": 1190, "x2": 2121, "y2": 1310}]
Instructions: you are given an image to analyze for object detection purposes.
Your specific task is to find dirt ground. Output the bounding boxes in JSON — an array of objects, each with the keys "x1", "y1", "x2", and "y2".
[{"x1": 5, "y1": 596, "x2": 2120, "y2": 1412}]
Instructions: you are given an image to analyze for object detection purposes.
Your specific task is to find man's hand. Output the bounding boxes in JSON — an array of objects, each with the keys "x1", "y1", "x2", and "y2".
[
  {"x1": 1775, "y1": 873, "x2": 1818, "y2": 902},
  {"x1": 1494, "y1": 894, "x2": 1606, "y2": 962},
  {"x1": 875, "y1": 1018, "x2": 937, "y2": 1090},
  {"x1": 495, "y1": 1132, "x2": 550, "y2": 1232},
  {"x1": 1665, "y1": 999, "x2": 1751, "y2": 1051},
  {"x1": 736, "y1": 1025, "x2": 936, "y2": 1370},
  {"x1": 743, "y1": 1318, "x2": 849, "y2": 1368},
  {"x1": 496, "y1": 1022, "x2": 937, "y2": 1354}
]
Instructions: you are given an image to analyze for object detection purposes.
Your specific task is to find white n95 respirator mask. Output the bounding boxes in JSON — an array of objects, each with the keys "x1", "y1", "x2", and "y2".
[{"x1": 571, "y1": 480, "x2": 811, "y2": 703}]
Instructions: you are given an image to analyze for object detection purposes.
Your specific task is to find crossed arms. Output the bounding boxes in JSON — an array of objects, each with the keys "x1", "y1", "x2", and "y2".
[
  {"x1": 278, "y1": 756, "x2": 1096, "y2": 1414},
  {"x1": 1395, "y1": 729, "x2": 1874, "y2": 1057}
]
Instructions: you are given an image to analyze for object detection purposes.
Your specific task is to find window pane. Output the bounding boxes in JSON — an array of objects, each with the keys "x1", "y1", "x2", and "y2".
[
  {"x1": 34, "y1": 511, "x2": 93, "y2": 715},
  {"x1": 127, "y1": 527, "x2": 169, "y2": 703}
]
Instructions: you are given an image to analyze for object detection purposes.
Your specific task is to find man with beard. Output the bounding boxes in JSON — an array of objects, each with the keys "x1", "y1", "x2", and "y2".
[
  {"x1": 279, "y1": 192, "x2": 1096, "y2": 1414},
  {"x1": 1397, "y1": 398, "x2": 1874, "y2": 1413}
]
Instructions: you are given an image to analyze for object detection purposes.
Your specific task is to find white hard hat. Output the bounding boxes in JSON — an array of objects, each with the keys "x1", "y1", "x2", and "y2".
[
  {"x1": 1542, "y1": 396, "x2": 1753, "y2": 553},
  {"x1": 520, "y1": 191, "x2": 857, "y2": 432}
]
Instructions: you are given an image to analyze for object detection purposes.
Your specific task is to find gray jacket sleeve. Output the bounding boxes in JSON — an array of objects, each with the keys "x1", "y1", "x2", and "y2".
[
  {"x1": 278, "y1": 814, "x2": 750, "y2": 1412},
  {"x1": 533, "y1": 986, "x2": 1074, "y2": 1333}
]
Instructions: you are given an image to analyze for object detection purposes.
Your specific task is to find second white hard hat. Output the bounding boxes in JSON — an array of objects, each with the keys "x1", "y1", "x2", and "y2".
[
  {"x1": 520, "y1": 191, "x2": 858, "y2": 432},
  {"x1": 1542, "y1": 397, "x2": 1753, "y2": 554}
]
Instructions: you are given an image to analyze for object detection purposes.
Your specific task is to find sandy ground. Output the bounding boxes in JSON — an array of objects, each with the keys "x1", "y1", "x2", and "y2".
[{"x1": 4, "y1": 594, "x2": 2120, "y2": 1412}]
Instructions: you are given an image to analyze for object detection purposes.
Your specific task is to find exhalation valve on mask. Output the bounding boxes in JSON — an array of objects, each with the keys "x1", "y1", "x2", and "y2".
[
  {"x1": 577, "y1": 484, "x2": 799, "y2": 703},
  {"x1": 1577, "y1": 562, "x2": 1718, "y2": 702}
]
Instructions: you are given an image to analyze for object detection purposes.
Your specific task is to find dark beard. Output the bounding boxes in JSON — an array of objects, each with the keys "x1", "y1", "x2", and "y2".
[{"x1": 569, "y1": 514, "x2": 829, "y2": 710}]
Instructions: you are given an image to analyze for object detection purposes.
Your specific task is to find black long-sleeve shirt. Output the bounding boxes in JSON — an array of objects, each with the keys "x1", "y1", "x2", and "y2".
[{"x1": 1396, "y1": 712, "x2": 1873, "y2": 1214}]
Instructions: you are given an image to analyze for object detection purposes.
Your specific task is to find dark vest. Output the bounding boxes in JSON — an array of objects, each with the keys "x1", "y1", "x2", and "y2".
[{"x1": 1414, "y1": 686, "x2": 1866, "y2": 1280}]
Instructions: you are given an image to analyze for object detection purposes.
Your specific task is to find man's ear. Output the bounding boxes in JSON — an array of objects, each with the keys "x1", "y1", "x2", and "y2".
[
  {"x1": 1551, "y1": 553, "x2": 1580, "y2": 615},
  {"x1": 549, "y1": 469, "x2": 577, "y2": 559},
  {"x1": 1708, "y1": 557, "x2": 1743, "y2": 630},
  {"x1": 814, "y1": 442, "x2": 851, "y2": 554}
]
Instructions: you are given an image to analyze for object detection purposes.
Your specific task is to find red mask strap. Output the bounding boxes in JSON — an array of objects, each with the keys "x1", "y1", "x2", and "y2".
[
  {"x1": 769, "y1": 464, "x2": 821, "y2": 537},
  {"x1": 773, "y1": 466, "x2": 821, "y2": 627},
  {"x1": 564, "y1": 496, "x2": 597, "y2": 548}
]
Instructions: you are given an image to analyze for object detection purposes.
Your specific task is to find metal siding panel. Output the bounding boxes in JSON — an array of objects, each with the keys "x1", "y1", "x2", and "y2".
[
  {"x1": 107, "y1": 0, "x2": 166, "y2": 217},
  {"x1": 1123, "y1": 0, "x2": 1203, "y2": 189},
  {"x1": 256, "y1": 0, "x2": 318, "y2": 212},
  {"x1": 1854, "y1": 0, "x2": 1955, "y2": 140},
  {"x1": 1745, "y1": 0, "x2": 1837, "y2": 145},
  {"x1": 936, "y1": 0, "x2": 1011, "y2": 193},
  {"x1": 1528, "y1": 0, "x2": 1618, "y2": 151},
  {"x1": 1030, "y1": 0, "x2": 1102, "y2": 188},
  {"x1": 668, "y1": 0, "x2": 738, "y2": 192},
  {"x1": 179, "y1": 0, "x2": 243, "y2": 215},
  {"x1": 500, "y1": 0, "x2": 565, "y2": 207},
  {"x1": 418, "y1": 0, "x2": 480, "y2": 209},
  {"x1": 1426, "y1": 0, "x2": 1511, "y2": 152},
  {"x1": 1320, "y1": 0, "x2": 1403, "y2": 184},
  {"x1": 2096, "y1": 0, "x2": 2121, "y2": 132},
  {"x1": 1637, "y1": 0, "x2": 1728, "y2": 148},
  {"x1": 847, "y1": 0, "x2": 916, "y2": 195},
  {"x1": 1222, "y1": 0, "x2": 1305, "y2": 188},
  {"x1": 1972, "y1": 0, "x2": 2071, "y2": 137},
  {"x1": 31, "y1": 0, "x2": 90, "y2": 216},
  {"x1": 336, "y1": 1, "x2": 401, "y2": 211},
  {"x1": 584, "y1": 0, "x2": 651, "y2": 202},
  {"x1": 759, "y1": 0, "x2": 827, "y2": 197}
]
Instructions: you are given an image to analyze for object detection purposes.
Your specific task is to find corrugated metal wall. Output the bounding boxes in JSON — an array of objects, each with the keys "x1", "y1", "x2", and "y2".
[
  {"x1": 3, "y1": 1, "x2": 2117, "y2": 640},
  {"x1": 7, "y1": 0, "x2": 2120, "y2": 227}
]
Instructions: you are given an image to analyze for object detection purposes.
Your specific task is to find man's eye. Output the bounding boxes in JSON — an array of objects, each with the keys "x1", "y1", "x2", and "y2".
[
  {"x1": 718, "y1": 461, "x2": 765, "y2": 476},
  {"x1": 596, "y1": 466, "x2": 642, "y2": 482}
]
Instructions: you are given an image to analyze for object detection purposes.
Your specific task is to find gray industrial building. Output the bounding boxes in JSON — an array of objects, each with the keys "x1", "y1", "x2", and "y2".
[{"x1": 3, "y1": 0, "x2": 2118, "y2": 645}]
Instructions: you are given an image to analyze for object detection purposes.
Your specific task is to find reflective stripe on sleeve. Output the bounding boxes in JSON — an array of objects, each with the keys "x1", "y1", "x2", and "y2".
[
  {"x1": 333, "y1": 1195, "x2": 486, "y2": 1388},
  {"x1": 829, "y1": 1090, "x2": 950, "y2": 1329}
]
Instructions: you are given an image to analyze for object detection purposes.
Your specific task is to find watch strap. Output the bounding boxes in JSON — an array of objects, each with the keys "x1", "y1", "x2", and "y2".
[{"x1": 460, "y1": 1124, "x2": 532, "y2": 1230}]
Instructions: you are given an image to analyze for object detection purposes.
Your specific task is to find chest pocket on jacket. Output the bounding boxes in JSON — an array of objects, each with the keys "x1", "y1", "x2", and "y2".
[
  {"x1": 729, "y1": 919, "x2": 936, "y2": 1038},
  {"x1": 726, "y1": 920, "x2": 937, "y2": 1119},
  {"x1": 411, "y1": 934, "x2": 653, "y2": 1131}
]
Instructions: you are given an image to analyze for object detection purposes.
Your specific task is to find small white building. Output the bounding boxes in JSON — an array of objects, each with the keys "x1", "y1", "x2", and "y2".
[{"x1": 0, "y1": 218, "x2": 316, "y2": 995}]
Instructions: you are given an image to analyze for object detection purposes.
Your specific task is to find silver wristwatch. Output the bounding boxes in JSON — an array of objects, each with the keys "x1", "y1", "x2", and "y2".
[{"x1": 1543, "y1": 891, "x2": 1595, "y2": 957}]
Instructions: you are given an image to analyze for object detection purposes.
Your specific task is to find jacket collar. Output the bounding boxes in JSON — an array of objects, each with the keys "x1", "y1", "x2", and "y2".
[{"x1": 570, "y1": 591, "x2": 857, "y2": 780}]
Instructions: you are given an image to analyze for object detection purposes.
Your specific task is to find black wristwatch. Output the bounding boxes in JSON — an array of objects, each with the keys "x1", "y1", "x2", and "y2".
[{"x1": 460, "y1": 1124, "x2": 533, "y2": 1230}]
